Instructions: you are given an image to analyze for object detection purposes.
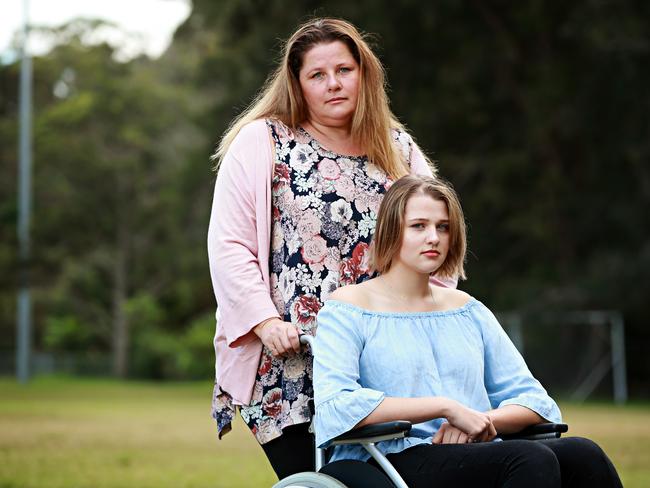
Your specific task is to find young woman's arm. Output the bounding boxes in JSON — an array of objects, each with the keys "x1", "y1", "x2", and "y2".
[
  {"x1": 477, "y1": 303, "x2": 562, "y2": 430},
  {"x1": 358, "y1": 396, "x2": 497, "y2": 441},
  {"x1": 487, "y1": 404, "x2": 545, "y2": 435}
]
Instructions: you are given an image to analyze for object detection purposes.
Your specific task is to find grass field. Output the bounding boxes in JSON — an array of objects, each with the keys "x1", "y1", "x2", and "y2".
[{"x1": 0, "y1": 377, "x2": 648, "y2": 487}]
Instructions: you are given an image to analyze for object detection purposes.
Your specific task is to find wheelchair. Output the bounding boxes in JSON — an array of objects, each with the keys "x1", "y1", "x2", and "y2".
[{"x1": 272, "y1": 335, "x2": 568, "y2": 488}]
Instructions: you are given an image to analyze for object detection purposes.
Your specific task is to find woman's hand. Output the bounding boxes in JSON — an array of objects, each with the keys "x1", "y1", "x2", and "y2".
[
  {"x1": 443, "y1": 400, "x2": 497, "y2": 442},
  {"x1": 254, "y1": 318, "x2": 301, "y2": 357},
  {"x1": 432, "y1": 423, "x2": 472, "y2": 444}
]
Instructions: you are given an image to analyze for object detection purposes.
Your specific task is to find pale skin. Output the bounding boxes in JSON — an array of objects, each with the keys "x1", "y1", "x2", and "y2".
[
  {"x1": 330, "y1": 193, "x2": 545, "y2": 444},
  {"x1": 254, "y1": 40, "x2": 363, "y2": 357}
]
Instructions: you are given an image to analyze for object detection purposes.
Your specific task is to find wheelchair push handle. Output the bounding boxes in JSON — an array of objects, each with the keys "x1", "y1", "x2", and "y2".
[{"x1": 299, "y1": 333, "x2": 314, "y2": 348}]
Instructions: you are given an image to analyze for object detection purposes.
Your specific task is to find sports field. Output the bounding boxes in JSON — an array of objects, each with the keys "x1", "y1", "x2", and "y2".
[{"x1": 0, "y1": 377, "x2": 648, "y2": 487}]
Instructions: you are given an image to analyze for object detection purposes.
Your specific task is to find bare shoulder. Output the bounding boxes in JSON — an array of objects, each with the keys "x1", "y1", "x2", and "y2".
[
  {"x1": 433, "y1": 286, "x2": 472, "y2": 310},
  {"x1": 328, "y1": 283, "x2": 372, "y2": 308}
]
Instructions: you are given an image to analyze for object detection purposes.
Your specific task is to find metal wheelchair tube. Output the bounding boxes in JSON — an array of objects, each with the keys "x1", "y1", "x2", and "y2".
[
  {"x1": 299, "y1": 334, "x2": 314, "y2": 348},
  {"x1": 363, "y1": 443, "x2": 409, "y2": 488}
]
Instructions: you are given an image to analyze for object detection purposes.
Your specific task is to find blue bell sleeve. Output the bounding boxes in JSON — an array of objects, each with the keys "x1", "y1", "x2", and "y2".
[
  {"x1": 474, "y1": 302, "x2": 562, "y2": 423},
  {"x1": 313, "y1": 301, "x2": 385, "y2": 449}
]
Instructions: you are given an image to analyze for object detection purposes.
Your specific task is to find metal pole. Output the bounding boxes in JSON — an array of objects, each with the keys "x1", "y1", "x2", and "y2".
[
  {"x1": 17, "y1": 0, "x2": 32, "y2": 384},
  {"x1": 610, "y1": 312, "x2": 628, "y2": 404}
]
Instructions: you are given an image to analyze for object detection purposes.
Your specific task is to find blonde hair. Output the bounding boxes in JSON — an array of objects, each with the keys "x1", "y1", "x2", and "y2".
[
  {"x1": 371, "y1": 175, "x2": 467, "y2": 280},
  {"x1": 213, "y1": 18, "x2": 422, "y2": 179}
]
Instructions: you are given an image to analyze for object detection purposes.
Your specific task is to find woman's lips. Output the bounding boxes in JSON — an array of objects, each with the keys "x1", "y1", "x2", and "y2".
[
  {"x1": 421, "y1": 250, "x2": 440, "y2": 257},
  {"x1": 326, "y1": 97, "x2": 347, "y2": 103}
]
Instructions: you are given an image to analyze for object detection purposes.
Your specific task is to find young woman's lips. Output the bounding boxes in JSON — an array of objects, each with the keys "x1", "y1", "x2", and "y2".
[
  {"x1": 326, "y1": 97, "x2": 347, "y2": 104},
  {"x1": 422, "y1": 250, "x2": 440, "y2": 258}
]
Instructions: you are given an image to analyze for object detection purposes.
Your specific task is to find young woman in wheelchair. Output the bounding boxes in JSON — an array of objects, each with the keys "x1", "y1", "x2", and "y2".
[{"x1": 313, "y1": 175, "x2": 622, "y2": 487}]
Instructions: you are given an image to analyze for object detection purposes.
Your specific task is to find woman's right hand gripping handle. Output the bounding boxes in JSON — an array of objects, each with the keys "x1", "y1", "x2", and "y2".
[{"x1": 254, "y1": 317, "x2": 302, "y2": 357}]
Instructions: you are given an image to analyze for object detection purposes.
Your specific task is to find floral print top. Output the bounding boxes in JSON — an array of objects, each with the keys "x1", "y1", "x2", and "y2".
[{"x1": 212, "y1": 118, "x2": 421, "y2": 444}]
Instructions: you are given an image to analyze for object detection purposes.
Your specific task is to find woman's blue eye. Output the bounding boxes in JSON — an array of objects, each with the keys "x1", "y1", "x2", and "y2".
[
  {"x1": 312, "y1": 72, "x2": 323, "y2": 79},
  {"x1": 339, "y1": 67, "x2": 351, "y2": 73},
  {"x1": 411, "y1": 223, "x2": 425, "y2": 229},
  {"x1": 437, "y1": 224, "x2": 450, "y2": 232}
]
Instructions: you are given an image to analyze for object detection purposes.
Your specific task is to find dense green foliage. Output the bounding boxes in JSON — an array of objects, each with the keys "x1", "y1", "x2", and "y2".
[
  {"x1": 1, "y1": 19, "x2": 215, "y2": 379},
  {"x1": 1, "y1": 2, "x2": 649, "y2": 393}
]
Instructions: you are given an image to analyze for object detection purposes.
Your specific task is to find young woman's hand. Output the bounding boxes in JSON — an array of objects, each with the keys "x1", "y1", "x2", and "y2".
[
  {"x1": 444, "y1": 400, "x2": 497, "y2": 442},
  {"x1": 254, "y1": 318, "x2": 301, "y2": 357},
  {"x1": 432, "y1": 423, "x2": 473, "y2": 444}
]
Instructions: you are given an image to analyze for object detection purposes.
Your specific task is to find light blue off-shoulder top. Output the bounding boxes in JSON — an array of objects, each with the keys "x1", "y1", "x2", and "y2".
[{"x1": 313, "y1": 298, "x2": 562, "y2": 462}]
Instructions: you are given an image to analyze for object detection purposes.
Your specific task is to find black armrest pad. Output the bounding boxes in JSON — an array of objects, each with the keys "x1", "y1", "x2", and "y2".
[
  {"x1": 332, "y1": 421, "x2": 412, "y2": 442},
  {"x1": 500, "y1": 423, "x2": 568, "y2": 441}
]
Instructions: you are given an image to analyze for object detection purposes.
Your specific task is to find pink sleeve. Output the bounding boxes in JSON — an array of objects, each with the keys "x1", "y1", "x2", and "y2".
[
  {"x1": 408, "y1": 139, "x2": 436, "y2": 178},
  {"x1": 207, "y1": 121, "x2": 279, "y2": 347},
  {"x1": 407, "y1": 136, "x2": 459, "y2": 289}
]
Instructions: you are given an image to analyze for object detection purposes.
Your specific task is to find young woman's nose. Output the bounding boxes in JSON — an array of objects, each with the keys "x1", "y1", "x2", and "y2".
[{"x1": 426, "y1": 227, "x2": 440, "y2": 244}]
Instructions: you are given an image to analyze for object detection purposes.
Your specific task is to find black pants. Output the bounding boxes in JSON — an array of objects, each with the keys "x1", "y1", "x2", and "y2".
[
  {"x1": 260, "y1": 423, "x2": 315, "y2": 479},
  {"x1": 258, "y1": 425, "x2": 621, "y2": 487},
  {"x1": 371, "y1": 437, "x2": 622, "y2": 488}
]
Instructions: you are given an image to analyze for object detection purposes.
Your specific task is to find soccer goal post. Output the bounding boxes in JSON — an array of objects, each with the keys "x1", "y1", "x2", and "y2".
[{"x1": 497, "y1": 310, "x2": 627, "y2": 404}]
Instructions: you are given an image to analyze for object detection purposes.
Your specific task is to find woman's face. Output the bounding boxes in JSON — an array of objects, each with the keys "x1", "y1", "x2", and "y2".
[
  {"x1": 298, "y1": 41, "x2": 360, "y2": 128},
  {"x1": 394, "y1": 194, "x2": 450, "y2": 275}
]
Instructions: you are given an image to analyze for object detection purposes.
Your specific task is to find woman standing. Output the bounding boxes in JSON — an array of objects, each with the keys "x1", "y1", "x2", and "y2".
[{"x1": 208, "y1": 18, "x2": 451, "y2": 479}]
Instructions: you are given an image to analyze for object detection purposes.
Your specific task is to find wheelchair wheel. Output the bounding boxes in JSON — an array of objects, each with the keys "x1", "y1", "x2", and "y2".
[{"x1": 272, "y1": 471, "x2": 348, "y2": 487}]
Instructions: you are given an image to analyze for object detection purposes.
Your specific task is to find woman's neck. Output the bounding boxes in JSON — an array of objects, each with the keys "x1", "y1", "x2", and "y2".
[
  {"x1": 377, "y1": 264, "x2": 433, "y2": 303},
  {"x1": 302, "y1": 119, "x2": 363, "y2": 156}
]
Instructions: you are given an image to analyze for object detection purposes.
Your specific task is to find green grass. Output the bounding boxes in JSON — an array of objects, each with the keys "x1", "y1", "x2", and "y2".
[
  {"x1": 0, "y1": 377, "x2": 275, "y2": 488},
  {"x1": 0, "y1": 377, "x2": 648, "y2": 487}
]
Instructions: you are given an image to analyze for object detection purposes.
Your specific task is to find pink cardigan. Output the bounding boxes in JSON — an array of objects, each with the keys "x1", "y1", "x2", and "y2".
[{"x1": 207, "y1": 119, "x2": 452, "y2": 405}]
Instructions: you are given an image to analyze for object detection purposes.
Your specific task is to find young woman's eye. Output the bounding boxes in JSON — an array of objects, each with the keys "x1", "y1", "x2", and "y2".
[
  {"x1": 339, "y1": 66, "x2": 351, "y2": 73},
  {"x1": 311, "y1": 72, "x2": 324, "y2": 79},
  {"x1": 437, "y1": 223, "x2": 450, "y2": 232},
  {"x1": 411, "y1": 223, "x2": 425, "y2": 229}
]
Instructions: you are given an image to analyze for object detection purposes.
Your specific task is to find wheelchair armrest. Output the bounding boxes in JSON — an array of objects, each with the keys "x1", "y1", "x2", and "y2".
[
  {"x1": 500, "y1": 422, "x2": 568, "y2": 441},
  {"x1": 330, "y1": 421, "x2": 412, "y2": 445}
]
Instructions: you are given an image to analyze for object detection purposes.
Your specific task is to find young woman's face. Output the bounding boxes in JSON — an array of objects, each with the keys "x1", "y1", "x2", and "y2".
[
  {"x1": 299, "y1": 41, "x2": 360, "y2": 128},
  {"x1": 394, "y1": 193, "x2": 450, "y2": 275}
]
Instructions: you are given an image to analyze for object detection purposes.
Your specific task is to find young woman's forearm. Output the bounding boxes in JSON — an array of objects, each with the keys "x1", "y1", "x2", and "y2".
[
  {"x1": 356, "y1": 397, "x2": 453, "y2": 427},
  {"x1": 357, "y1": 396, "x2": 497, "y2": 440},
  {"x1": 487, "y1": 404, "x2": 544, "y2": 434}
]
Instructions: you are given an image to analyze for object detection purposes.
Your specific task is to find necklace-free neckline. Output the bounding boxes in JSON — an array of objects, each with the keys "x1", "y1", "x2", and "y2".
[
  {"x1": 378, "y1": 276, "x2": 436, "y2": 310},
  {"x1": 298, "y1": 125, "x2": 367, "y2": 160}
]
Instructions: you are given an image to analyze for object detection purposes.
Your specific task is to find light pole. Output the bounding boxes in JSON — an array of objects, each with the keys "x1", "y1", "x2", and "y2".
[{"x1": 17, "y1": 0, "x2": 33, "y2": 384}]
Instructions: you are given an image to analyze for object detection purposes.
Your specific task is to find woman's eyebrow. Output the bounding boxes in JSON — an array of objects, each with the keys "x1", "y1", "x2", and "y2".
[
  {"x1": 406, "y1": 217, "x2": 449, "y2": 222},
  {"x1": 303, "y1": 67, "x2": 322, "y2": 75},
  {"x1": 305, "y1": 60, "x2": 351, "y2": 71}
]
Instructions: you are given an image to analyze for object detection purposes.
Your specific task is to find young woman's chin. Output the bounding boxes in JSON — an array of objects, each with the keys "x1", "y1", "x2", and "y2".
[{"x1": 408, "y1": 263, "x2": 442, "y2": 276}]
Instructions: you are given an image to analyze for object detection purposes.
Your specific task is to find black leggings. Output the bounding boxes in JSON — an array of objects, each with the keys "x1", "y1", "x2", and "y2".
[
  {"x1": 371, "y1": 437, "x2": 622, "y2": 488},
  {"x1": 257, "y1": 423, "x2": 622, "y2": 487},
  {"x1": 259, "y1": 423, "x2": 315, "y2": 479}
]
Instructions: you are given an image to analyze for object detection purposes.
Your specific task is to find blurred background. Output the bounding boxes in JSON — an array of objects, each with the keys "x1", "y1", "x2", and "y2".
[{"x1": 1, "y1": 1, "x2": 649, "y2": 487}]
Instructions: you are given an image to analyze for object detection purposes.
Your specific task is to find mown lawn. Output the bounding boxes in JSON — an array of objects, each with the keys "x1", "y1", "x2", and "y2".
[{"x1": 0, "y1": 377, "x2": 648, "y2": 487}]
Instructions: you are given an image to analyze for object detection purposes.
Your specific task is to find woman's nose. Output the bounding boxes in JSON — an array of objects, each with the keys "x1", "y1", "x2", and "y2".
[
  {"x1": 426, "y1": 228, "x2": 440, "y2": 244},
  {"x1": 327, "y1": 74, "x2": 341, "y2": 90}
]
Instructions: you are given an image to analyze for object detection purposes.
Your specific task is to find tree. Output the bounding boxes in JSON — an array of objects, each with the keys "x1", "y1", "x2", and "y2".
[{"x1": 1, "y1": 19, "x2": 212, "y2": 378}]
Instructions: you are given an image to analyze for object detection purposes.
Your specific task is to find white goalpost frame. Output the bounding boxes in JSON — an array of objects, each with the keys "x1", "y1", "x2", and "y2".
[{"x1": 497, "y1": 310, "x2": 627, "y2": 405}]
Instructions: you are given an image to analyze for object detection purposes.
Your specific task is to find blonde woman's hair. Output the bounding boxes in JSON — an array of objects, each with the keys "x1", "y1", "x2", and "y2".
[
  {"x1": 213, "y1": 18, "x2": 424, "y2": 179},
  {"x1": 371, "y1": 175, "x2": 467, "y2": 280}
]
